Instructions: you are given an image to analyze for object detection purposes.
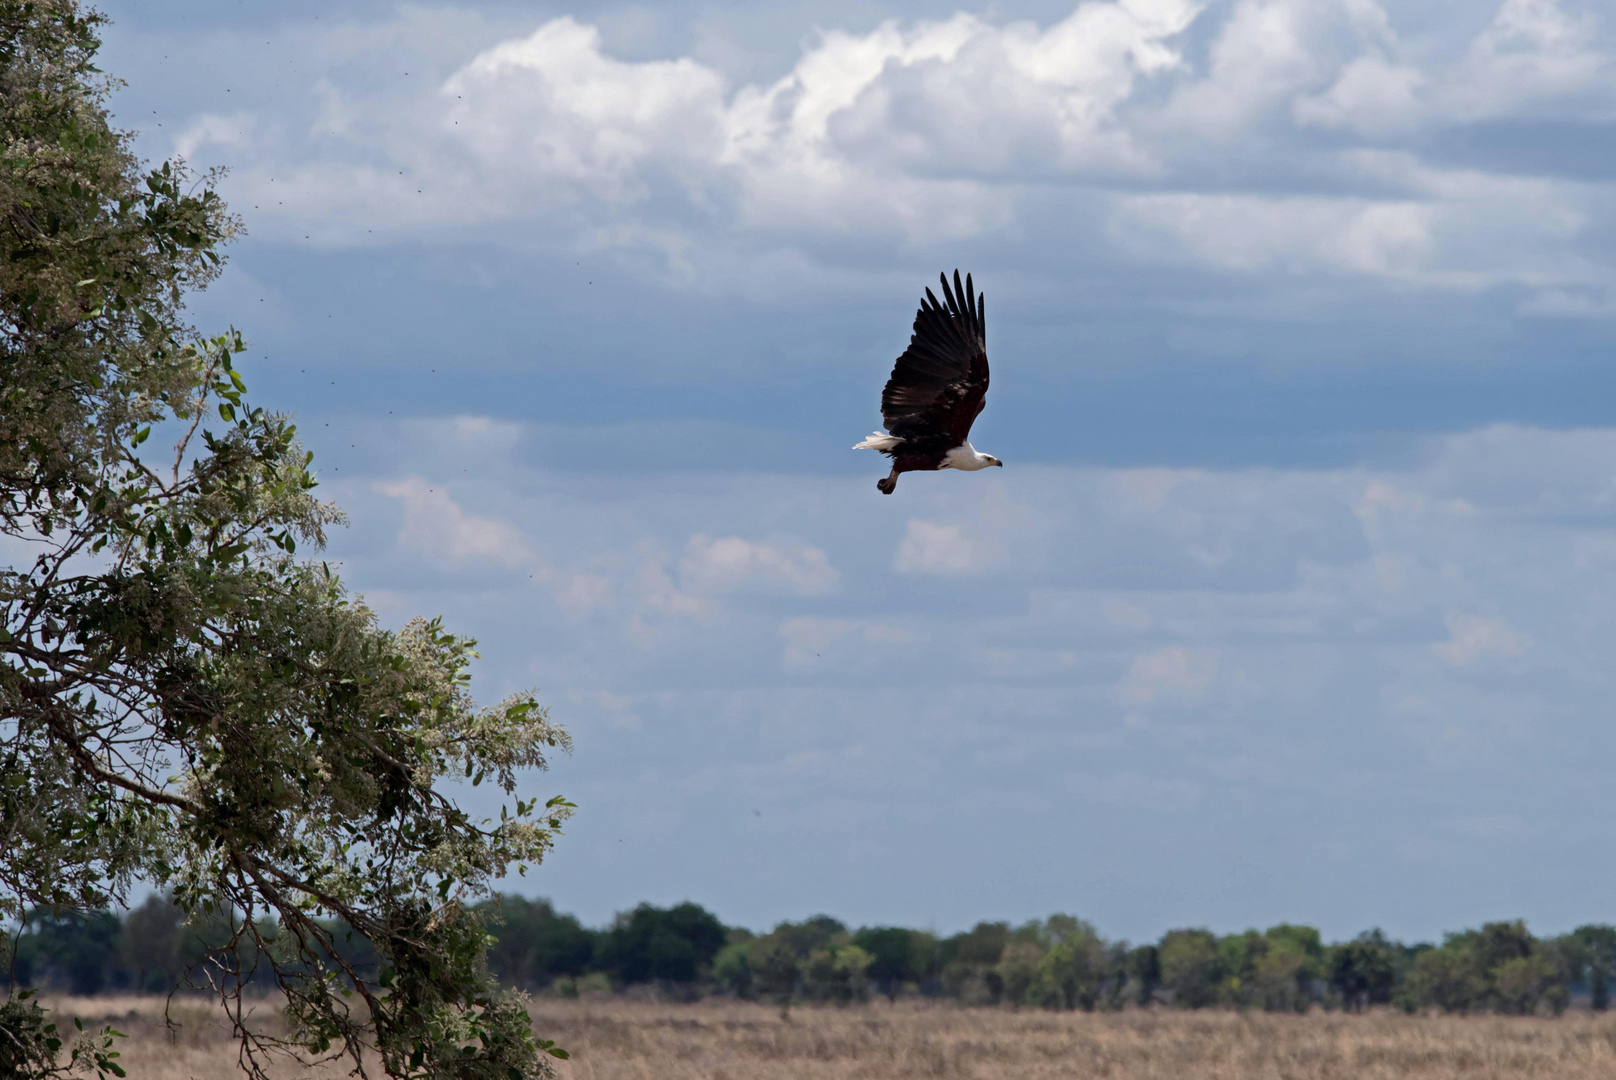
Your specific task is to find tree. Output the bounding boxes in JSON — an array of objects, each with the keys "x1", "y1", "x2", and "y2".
[
  {"x1": 1125, "y1": 944, "x2": 1161, "y2": 1006},
  {"x1": 800, "y1": 943, "x2": 872, "y2": 1005},
  {"x1": 13, "y1": 909, "x2": 121, "y2": 994},
  {"x1": 1032, "y1": 927, "x2": 1108, "y2": 1011},
  {"x1": 0, "y1": 3, "x2": 572, "y2": 1076},
  {"x1": 1159, "y1": 930, "x2": 1221, "y2": 1008},
  {"x1": 853, "y1": 926, "x2": 917, "y2": 1001},
  {"x1": 596, "y1": 902, "x2": 727, "y2": 986},
  {"x1": 479, "y1": 896, "x2": 597, "y2": 991},
  {"x1": 995, "y1": 941, "x2": 1042, "y2": 1007},
  {"x1": 1568, "y1": 925, "x2": 1616, "y2": 1010},
  {"x1": 749, "y1": 938, "x2": 802, "y2": 1019},
  {"x1": 938, "y1": 921, "x2": 1011, "y2": 1005},
  {"x1": 1214, "y1": 930, "x2": 1265, "y2": 1007},
  {"x1": 741, "y1": 917, "x2": 875, "y2": 1014},
  {"x1": 117, "y1": 894, "x2": 185, "y2": 994},
  {"x1": 1250, "y1": 924, "x2": 1322, "y2": 1013},
  {"x1": 1411, "y1": 920, "x2": 1568, "y2": 1015},
  {"x1": 1405, "y1": 944, "x2": 1485, "y2": 1013},
  {"x1": 1491, "y1": 954, "x2": 1558, "y2": 1015},
  {"x1": 712, "y1": 941, "x2": 753, "y2": 998},
  {"x1": 1328, "y1": 931, "x2": 1398, "y2": 1011},
  {"x1": 771, "y1": 915, "x2": 849, "y2": 958}
]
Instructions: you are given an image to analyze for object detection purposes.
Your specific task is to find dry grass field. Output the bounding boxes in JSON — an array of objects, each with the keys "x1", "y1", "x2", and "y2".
[{"x1": 34, "y1": 995, "x2": 1616, "y2": 1079}]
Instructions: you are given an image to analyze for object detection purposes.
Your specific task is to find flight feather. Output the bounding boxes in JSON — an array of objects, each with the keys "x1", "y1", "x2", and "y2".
[{"x1": 880, "y1": 270, "x2": 989, "y2": 453}]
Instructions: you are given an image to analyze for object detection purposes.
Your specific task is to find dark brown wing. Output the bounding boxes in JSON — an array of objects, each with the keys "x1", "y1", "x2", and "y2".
[{"x1": 880, "y1": 270, "x2": 989, "y2": 452}]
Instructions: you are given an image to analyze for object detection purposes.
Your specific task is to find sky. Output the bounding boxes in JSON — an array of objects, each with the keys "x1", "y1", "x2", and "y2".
[{"x1": 92, "y1": 0, "x2": 1616, "y2": 943}]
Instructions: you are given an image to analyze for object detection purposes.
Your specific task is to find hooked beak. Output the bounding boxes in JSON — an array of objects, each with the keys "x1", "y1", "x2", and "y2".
[{"x1": 993, "y1": 457, "x2": 1004, "y2": 467}]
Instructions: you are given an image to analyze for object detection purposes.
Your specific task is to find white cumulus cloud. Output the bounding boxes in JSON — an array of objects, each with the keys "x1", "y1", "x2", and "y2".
[
  {"x1": 780, "y1": 617, "x2": 859, "y2": 667},
  {"x1": 1435, "y1": 613, "x2": 1531, "y2": 667},
  {"x1": 681, "y1": 534, "x2": 838, "y2": 595},
  {"x1": 894, "y1": 520, "x2": 983, "y2": 575},
  {"x1": 373, "y1": 475, "x2": 533, "y2": 568},
  {"x1": 172, "y1": 0, "x2": 1616, "y2": 312},
  {"x1": 1118, "y1": 646, "x2": 1218, "y2": 704}
]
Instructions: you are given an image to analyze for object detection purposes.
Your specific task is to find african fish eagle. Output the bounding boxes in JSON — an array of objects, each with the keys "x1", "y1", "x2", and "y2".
[{"x1": 855, "y1": 270, "x2": 1000, "y2": 494}]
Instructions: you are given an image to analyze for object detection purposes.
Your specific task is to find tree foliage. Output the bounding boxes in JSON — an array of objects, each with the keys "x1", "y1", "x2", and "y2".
[
  {"x1": 478, "y1": 897, "x2": 595, "y2": 992},
  {"x1": 1567, "y1": 924, "x2": 1616, "y2": 1011},
  {"x1": 0, "y1": 2, "x2": 571, "y2": 1076},
  {"x1": 1402, "y1": 921, "x2": 1569, "y2": 1016},
  {"x1": 596, "y1": 903, "x2": 727, "y2": 986},
  {"x1": 1328, "y1": 931, "x2": 1398, "y2": 1011},
  {"x1": 852, "y1": 926, "x2": 920, "y2": 1001},
  {"x1": 12, "y1": 895, "x2": 1616, "y2": 1019}
]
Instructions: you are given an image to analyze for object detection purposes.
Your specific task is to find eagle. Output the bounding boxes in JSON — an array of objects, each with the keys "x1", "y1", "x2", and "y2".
[{"x1": 855, "y1": 269, "x2": 1000, "y2": 494}]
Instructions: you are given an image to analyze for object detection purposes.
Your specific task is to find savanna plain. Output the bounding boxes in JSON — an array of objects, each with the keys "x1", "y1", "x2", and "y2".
[{"x1": 42, "y1": 994, "x2": 1616, "y2": 1080}]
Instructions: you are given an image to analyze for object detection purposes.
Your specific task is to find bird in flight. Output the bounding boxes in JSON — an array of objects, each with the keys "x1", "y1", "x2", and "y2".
[{"x1": 855, "y1": 270, "x2": 1000, "y2": 494}]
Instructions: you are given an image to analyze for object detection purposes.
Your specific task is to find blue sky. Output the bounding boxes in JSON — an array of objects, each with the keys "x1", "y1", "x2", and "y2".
[{"x1": 98, "y1": 0, "x2": 1616, "y2": 942}]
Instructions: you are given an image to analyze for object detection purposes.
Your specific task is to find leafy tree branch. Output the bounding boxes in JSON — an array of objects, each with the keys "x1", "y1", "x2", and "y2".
[{"x1": 0, "y1": 2, "x2": 571, "y2": 1076}]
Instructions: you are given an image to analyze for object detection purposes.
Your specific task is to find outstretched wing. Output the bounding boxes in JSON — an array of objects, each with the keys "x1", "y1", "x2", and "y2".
[{"x1": 880, "y1": 270, "x2": 989, "y2": 450}]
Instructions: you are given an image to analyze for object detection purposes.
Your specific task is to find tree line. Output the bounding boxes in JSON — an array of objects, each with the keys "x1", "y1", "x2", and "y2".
[{"x1": 8, "y1": 895, "x2": 1615, "y2": 1017}]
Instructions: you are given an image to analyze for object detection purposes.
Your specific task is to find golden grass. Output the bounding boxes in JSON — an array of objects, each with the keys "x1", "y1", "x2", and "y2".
[
  {"x1": 34, "y1": 995, "x2": 1616, "y2": 1080},
  {"x1": 534, "y1": 1000, "x2": 1616, "y2": 1080},
  {"x1": 30, "y1": 993, "x2": 338, "y2": 1079}
]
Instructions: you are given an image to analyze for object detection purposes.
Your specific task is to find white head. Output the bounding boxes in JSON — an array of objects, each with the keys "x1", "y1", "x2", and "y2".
[{"x1": 943, "y1": 442, "x2": 1004, "y2": 471}]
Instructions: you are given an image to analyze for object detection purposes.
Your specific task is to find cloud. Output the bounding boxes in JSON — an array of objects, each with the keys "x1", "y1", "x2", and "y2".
[
  {"x1": 1103, "y1": 599, "x2": 1153, "y2": 631},
  {"x1": 423, "y1": 0, "x2": 1206, "y2": 238},
  {"x1": 1294, "y1": 55, "x2": 1426, "y2": 135},
  {"x1": 373, "y1": 475, "x2": 533, "y2": 568},
  {"x1": 780, "y1": 617, "x2": 858, "y2": 667},
  {"x1": 1434, "y1": 613, "x2": 1531, "y2": 667},
  {"x1": 1110, "y1": 154, "x2": 1592, "y2": 290},
  {"x1": 681, "y1": 534, "x2": 838, "y2": 595},
  {"x1": 778, "y1": 617, "x2": 919, "y2": 667},
  {"x1": 169, "y1": 0, "x2": 1616, "y2": 314},
  {"x1": 174, "y1": 112, "x2": 254, "y2": 162},
  {"x1": 319, "y1": 418, "x2": 1616, "y2": 934},
  {"x1": 1117, "y1": 646, "x2": 1218, "y2": 704},
  {"x1": 1109, "y1": 192, "x2": 1435, "y2": 276},
  {"x1": 442, "y1": 17, "x2": 727, "y2": 202},
  {"x1": 1449, "y1": 0, "x2": 1608, "y2": 118},
  {"x1": 894, "y1": 520, "x2": 984, "y2": 574},
  {"x1": 567, "y1": 688, "x2": 642, "y2": 731},
  {"x1": 556, "y1": 572, "x2": 613, "y2": 615},
  {"x1": 631, "y1": 547, "x2": 705, "y2": 621},
  {"x1": 1161, "y1": 0, "x2": 1338, "y2": 136}
]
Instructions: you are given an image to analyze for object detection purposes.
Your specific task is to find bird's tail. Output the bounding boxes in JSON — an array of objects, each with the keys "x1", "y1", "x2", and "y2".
[{"x1": 854, "y1": 432, "x2": 904, "y2": 452}]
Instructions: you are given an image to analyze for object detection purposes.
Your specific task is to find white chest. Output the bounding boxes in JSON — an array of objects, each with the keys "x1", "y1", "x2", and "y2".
[{"x1": 942, "y1": 443, "x2": 991, "y2": 471}]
